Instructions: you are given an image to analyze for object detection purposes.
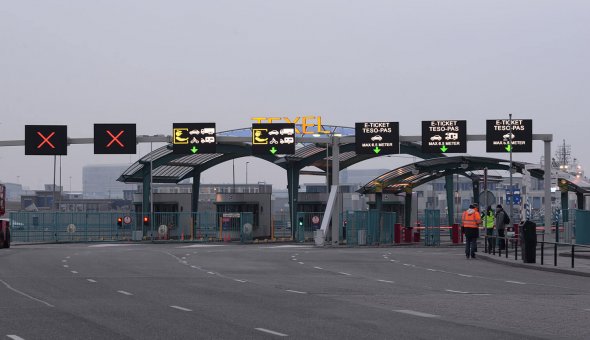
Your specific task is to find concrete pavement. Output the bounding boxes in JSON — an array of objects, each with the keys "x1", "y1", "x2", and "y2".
[{"x1": 1, "y1": 243, "x2": 589, "y2": 339}]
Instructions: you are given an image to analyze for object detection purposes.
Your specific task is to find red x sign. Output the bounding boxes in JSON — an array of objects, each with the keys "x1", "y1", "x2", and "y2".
[
  {"x1": 106, "y1": 130, "x2": 125, "y2": 148},
  {"x1": 37, "y1": 131, "x2": 56, "y2": 149}
]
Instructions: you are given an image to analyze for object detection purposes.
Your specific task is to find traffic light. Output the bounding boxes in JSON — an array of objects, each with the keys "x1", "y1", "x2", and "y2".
[
  {"x1": 143, "y1": 216, "x2": 150, "y2": 226},
  {"x1": 117, "y1": 217, "x2": 123, "y2": 227},
  {"x1": 298, "y1": 217, "x2": 304, "y2": 227}
]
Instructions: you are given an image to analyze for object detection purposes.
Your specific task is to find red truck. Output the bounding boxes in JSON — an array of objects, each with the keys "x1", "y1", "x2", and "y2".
[{"x1": 0, "y1": 184, "x2": 10, "y2": 248}]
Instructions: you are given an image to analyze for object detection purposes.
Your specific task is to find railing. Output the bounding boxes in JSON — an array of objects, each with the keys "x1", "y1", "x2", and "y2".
[{"x1": 484, "y1": 234, "x2": 590, "y2": 269}]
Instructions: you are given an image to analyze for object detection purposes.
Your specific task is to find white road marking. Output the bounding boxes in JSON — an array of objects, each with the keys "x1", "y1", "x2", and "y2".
[
  {"x1": 87, "y1": 279, "x2": 97, "y2": 283},
  {"x1": 473, "y1": 294, "x2": 492, "y2": 296},
  {"x1": 506, "y1": 280, "x2": 526, "y2": 285},
  {"x1": 170, "y1": 305, "x2": 192, "y2": 312},
  {"x1": 445, "y1": 289, "x2": 469, "y2": 294},
  {"x1": 117, "y1": 290, "x2": 133, "y2": 296},
  {"x1": 7, "y1": 335, "x2": 26, "y2": 340},
  {"x1": 377, "y1": 279, "x2": 394, "y2": 284},
  {"x1": 403, "y1": 264, "x2": 412, "y2": 266},
  {"x1": 62, "y1": 260, "x2": 67, "y2": 262},
  {"x1": 190, "y1": 265, "x2": 201, "y2": 269},
  {"x1": 0, "y1": 279, "x2": 54, "y2": 308},
  {"x1": 181, "y1": 257, "x2": 186, "y2": 260},
  {"x1": 298, "y1": 262, "x2": 304, "y2": 265},
  {"x1": 313, "y1": 266, "x2": 323, "y2": 270},
  {"x1": 264, "y1": 245, "x2": 312, "y2": 248},
  {"x1": 88, "y1": 244, "x2": 139, "y2": 248},
  {"x1": 178, "y1": 244, "x2": 225, "y2": 248},
  {"x1": 458, "y1": 274, "x2": 472, "y2": 278},
  {"x1": 285, "y1": 289, "x2": 307, "y2": 294},
  {"x1": 393, "y1": 310, "x2": 439, "y2": 318},
  {"x1": 291, "y1": 259, "x2": 297, "y2": 261},
  {"x1": 426, "y1": 269, "x2": 436, "y2": 271},
  {"x1": 390, "y1": 260, "x2": 398, "y2": 263},
  {"x1": 71, "y1": 271, "x2": 78, "y2": 274},
  {"x1": 338, "y1": 272, "x2": 351, "y2": 276},
  {"x1": 254, "y1": 328, "x2": 288, "y2": 337},
  {"x1": 207, "y1": 271, "x2": 216, "y2": 275},
  {"x1": 66, "y1": 256, "x2": 71, "y2": 259},
  {"x1": 234, "y1": 279, "x2": 247, "y2": 283},
  {"x1": 63, "y1": 265, "x2": 69, "y2": 268},
  {"x1": 185, "y1": 254, "x2": 191, "y2": 256}
]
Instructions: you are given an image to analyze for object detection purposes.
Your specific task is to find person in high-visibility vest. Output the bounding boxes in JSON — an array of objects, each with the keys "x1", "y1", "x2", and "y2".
[
  {"x1": 462, "y1": 204, "x2": 481, "y2": 259},
  {"x1": 483, "y1": 206, "x2": 495, "y2": 253}
]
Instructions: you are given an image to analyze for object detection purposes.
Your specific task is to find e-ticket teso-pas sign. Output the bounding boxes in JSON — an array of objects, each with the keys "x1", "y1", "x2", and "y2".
[
  {"x1": 486, "y1": 119, "x2": 532, "y2": 153},
  {"x1": 355, "y1": 122, "x2": 399, "y2": 155},
  {"x1": 421, "y1": 120, "x2": 466, "y2": 153}
]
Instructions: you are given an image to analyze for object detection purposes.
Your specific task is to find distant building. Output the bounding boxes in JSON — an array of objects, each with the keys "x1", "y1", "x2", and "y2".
[{"x1": 83, "y1": 164, "x2": 135, "y2": 199}]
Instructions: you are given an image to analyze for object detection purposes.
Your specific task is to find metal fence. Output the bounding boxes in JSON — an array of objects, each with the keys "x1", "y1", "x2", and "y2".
[{"x1": 8, "y1": 211, "x2": 255, "y2": 243}]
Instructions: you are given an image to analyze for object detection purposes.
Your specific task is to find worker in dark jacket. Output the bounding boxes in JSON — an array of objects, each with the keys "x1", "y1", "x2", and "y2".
[{"x1": 495, "y1": 205, "x2": 508, "y2": 250}]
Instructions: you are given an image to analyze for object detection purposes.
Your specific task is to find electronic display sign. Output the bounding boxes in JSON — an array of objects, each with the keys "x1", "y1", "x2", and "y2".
[
  {"x1": 172, "y1": 123, "x2": 217, "y2": 154},
  {"x1": 251, "y1": 123, "x2": 296, "y2": 155},
  {"x1": 355, "y1": 122, "x2": 399, "y2": 155},
  {"x1": 486, "y1": 119, "x2": 533, "y2": 153},
  {"x1": 421, "y1": 120, "x2": 467, "y2": 153},
  {"x1": 25, "y1": 125, "x2": 68, "y2": 155},
  {"x1": 94, "y1": 124, "x2": 136, "y2": 154}
]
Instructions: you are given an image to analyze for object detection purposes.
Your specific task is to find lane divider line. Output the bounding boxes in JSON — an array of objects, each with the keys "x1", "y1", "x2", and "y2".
[
  {"x1": 338, "y1": 272, "x2": 351, "y2": 276},
  {"x1": 393, "y1": 310, "x2": 439, "y2": 318},
  {"x1": 234, "y1": 279, "x2": 247, "y2": 283},
  {"x1": 87, "y1": 279, "x2": 97, "y2": 283},
  {"x1": 117, "y1": 290, "x2": 133, "y2": 296},
  {"x1": 285, "y1": 289, "x2": 307, "y2": 294},
  {"x1": 505, "y1": 280, "x2": 526, "y2": 285},
  {"x1": 63, "y1": 265, "x2": 69, "y2": 268},
  {"x1": 7, "y1": 335, "x2": 26, "y2": 340},
  {"x1": 71, "y1": 271, "x2": 78, "y2": 274},
  {"x1": 445, "y1": 289, "x2": 469, "y2": 294},
  {"x1": 458, "y1": 274, "x2": 472, "y2": 278},
  {"x1": 298, "y1": 262, "x2": 304, "y2": 265},
  {"x1": 313, "y1": 266, "x2": 323, "y2": 270},
  {"x1": 0, "y1": 279, "x2": 54, "y2": 308},
  {"x1": 377, "y1": 279, "x2": 394, "y2": 284},
  {"x1": 254, "y1": 328, "x2": 288, "y2": 337},
  {"x1": 170, "y1": 305, "x2": 192, "y2": 312}
]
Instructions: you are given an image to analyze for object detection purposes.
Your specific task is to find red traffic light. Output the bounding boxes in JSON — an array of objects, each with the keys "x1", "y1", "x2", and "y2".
[
  {"x1": 143, "y1": 216, "x2": 150, "y2": 226},
  {"x1": 117, "y1": 217, "x2": 123, "y2": 227}
]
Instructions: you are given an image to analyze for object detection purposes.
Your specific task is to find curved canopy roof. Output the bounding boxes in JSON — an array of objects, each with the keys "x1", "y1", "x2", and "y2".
[
  {"x1": 117, "y1": 125, "x2": 444, "y2": 184},
  {"x1": 358, "y1": 156, "x2": 544, "y2": 195}
]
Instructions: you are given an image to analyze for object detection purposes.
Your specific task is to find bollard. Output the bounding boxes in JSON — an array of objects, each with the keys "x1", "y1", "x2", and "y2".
[
  {"x1": 451, "y1": 223, "x2": 460, "y2": 244},
  {"x1": 404, "y1": 227, "x2": 412, "y2": 243},
  {"x1": 394, "y1": 223, "x2": 402, "y2": 244}
]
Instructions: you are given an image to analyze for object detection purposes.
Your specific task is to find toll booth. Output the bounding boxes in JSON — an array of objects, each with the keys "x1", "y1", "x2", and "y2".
[{"x1": 214, "y1": 192, "x2": 272, "y2": 239}]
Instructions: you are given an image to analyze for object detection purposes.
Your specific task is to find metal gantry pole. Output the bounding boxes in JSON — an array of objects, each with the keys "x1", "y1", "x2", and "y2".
[
  {"x1": 150, "y1": 141, "x2": 154, "y2": 241},
  {"x1": 508, "y1": 113, "x2": 514, "y2": 222},
  {"x1": 331, "y1": 136, "x2": 340, "y2": 245},
  {"x1": 544, "y1": 139, "x2": 552, "y2": 236}
]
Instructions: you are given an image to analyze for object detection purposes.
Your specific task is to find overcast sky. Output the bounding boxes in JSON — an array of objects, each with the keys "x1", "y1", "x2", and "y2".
[{"x1": 1, "y1": 0, "x2": 588, "y2": 191}]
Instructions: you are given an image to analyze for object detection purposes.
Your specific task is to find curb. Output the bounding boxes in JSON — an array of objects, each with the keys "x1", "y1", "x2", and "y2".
[{"x1": 478, "y1": 253, "x2": 590, "y2": 278}]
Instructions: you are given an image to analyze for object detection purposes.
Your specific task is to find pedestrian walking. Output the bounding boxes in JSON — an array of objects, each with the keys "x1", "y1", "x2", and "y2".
[
  {"x1": 462, "y1": 204, "x2": 481, "y2": 259},
  {"x1": 483, "y1": 206, "x2": 495, "y2": 253},
  {"x1": 495, "y1": 204, "x2": 509, "y2": 250}
]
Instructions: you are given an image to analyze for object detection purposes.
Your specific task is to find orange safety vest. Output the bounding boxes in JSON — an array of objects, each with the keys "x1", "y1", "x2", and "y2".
[{"x1": 462, "y1": 209, "x2": 481, "y2": 229}]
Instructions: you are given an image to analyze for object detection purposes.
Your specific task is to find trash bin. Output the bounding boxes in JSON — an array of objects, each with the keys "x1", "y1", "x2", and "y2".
[
  {"x1": 358, "y1": 230, "x2": 367, "y2": 246},
  {"x1": 519, "y1": 220, "x2": 537, "y2": 263},
  {"x1": 314, "y1": 230, "x2": 325, "y2": 246}
]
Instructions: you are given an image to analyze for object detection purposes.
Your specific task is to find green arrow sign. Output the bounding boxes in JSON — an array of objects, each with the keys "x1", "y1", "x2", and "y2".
[
  {"x1": 505, "y1": 144, "x2": 512, "y2": 152},
  {"x1": 373, "y1": 146, "x2": 381, "y2": 154},
  {"x1": 191, "y1": 146, "x2": 198, "y2": 154},
  {"x1": 440, "y1": 145, "x2": 448, "y2": 153},
  {"x1": 270, "y1": 147, "x2": 277, "y2": 155}
]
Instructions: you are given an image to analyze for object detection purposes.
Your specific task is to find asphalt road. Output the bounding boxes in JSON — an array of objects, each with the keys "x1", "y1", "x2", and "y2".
[{"x1": 1, "y1": 243, "x2": 589, "y2": 339}]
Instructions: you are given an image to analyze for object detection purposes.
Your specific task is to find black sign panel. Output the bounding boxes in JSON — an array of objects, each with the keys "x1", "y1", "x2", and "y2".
[
  {"x1": 486, "y1": 119, "x2": 533, "y2": 153},
  {"x1": 94, "y1": 124, "x2": 137, "y2": 154},
  {"x1": 25, "y1": 125, "x2": 68, "y2": 155},
  {"x1": 172, "y1": 123, "x2": 217, "y2": 154},
  {"x1": 251, "y1": 123, "x2": 295, "y2": 155},
  {"x1": 421, "y1": 120, "x2": 467, "y2": 153},
  {"x1": 355, "y1": 122, "x2": 399, "y2": 155}
]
